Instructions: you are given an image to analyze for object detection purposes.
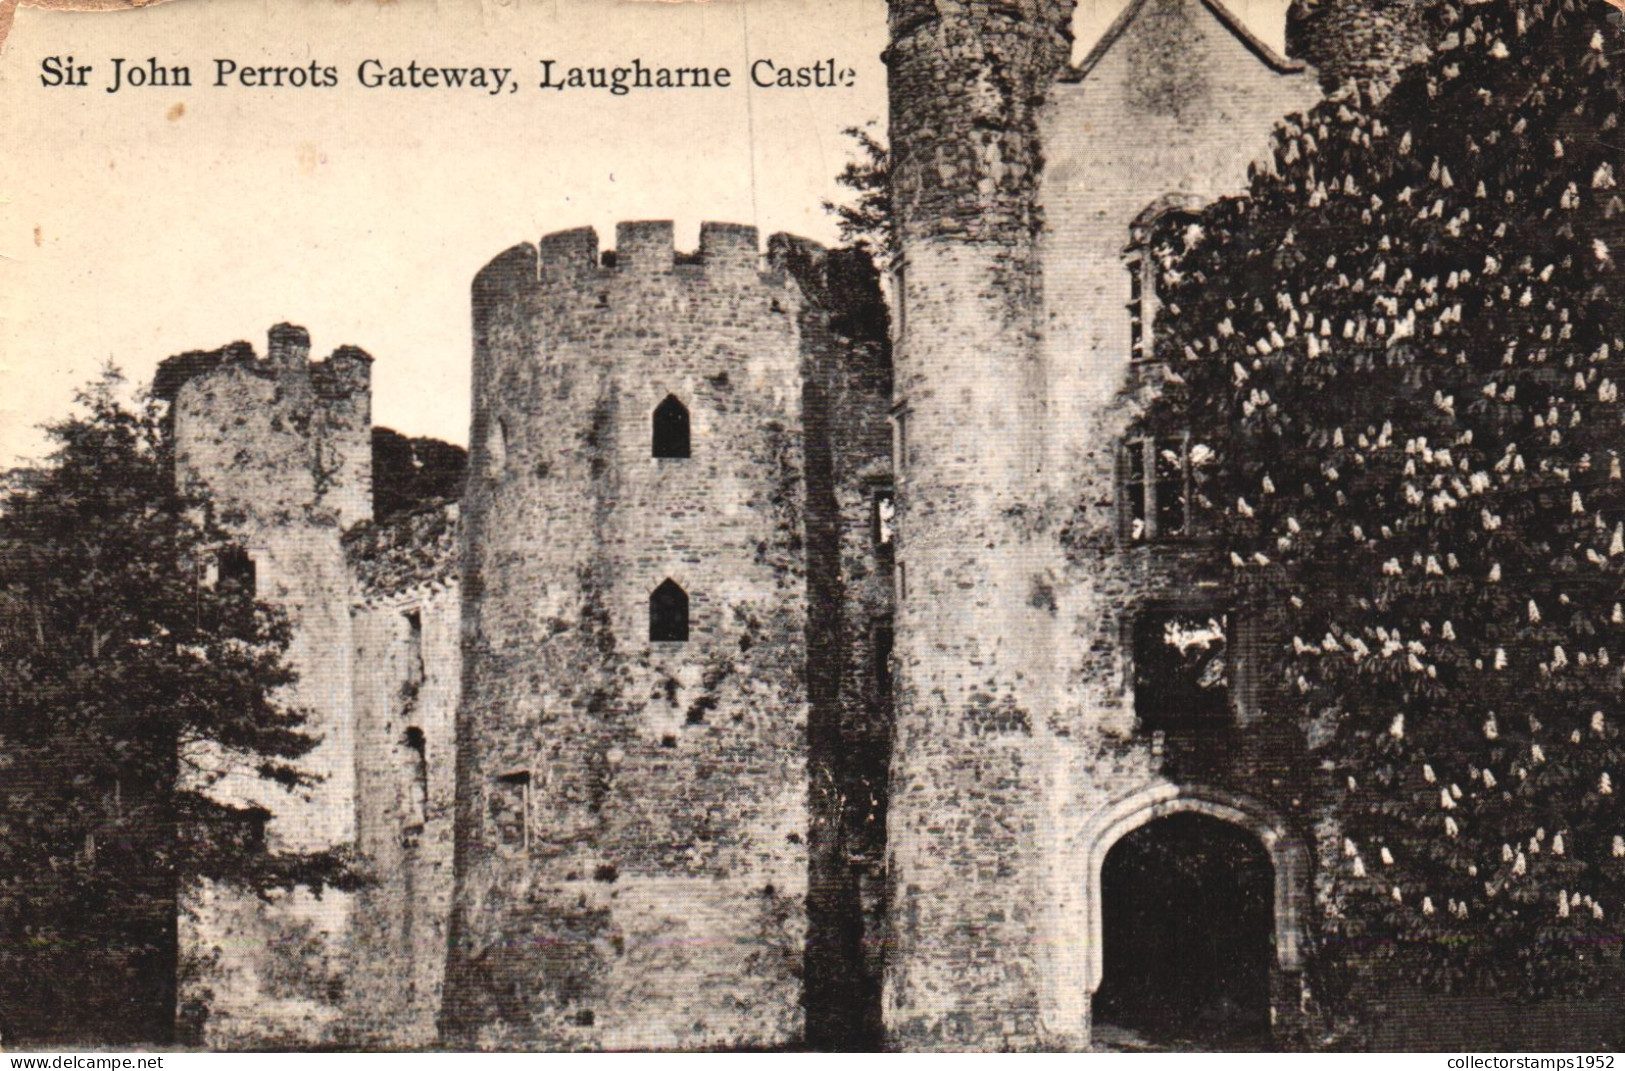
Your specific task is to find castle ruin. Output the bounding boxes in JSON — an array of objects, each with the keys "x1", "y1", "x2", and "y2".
[{"x1": 150, "y1": 0, "x2": 1561, "y2": 1051}]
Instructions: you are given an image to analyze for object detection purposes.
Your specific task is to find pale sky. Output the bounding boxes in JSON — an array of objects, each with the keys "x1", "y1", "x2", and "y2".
[{"x1": 0, "y1": 0, "x2": 1291, "y2": 467}]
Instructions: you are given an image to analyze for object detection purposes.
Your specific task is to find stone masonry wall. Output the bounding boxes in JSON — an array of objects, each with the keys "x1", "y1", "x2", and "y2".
[
  {"x1": 444, "y1": 224, "x2": 820, "y2": 1050},
  {"x1": 161, "y1": 326, "x2": 372, "y2": 1047},
  {"x1": 882, "y1": 0, "x2": 1351, "y2": 1050},
  {"x1": 884, "y1": 0, "x2": 1076, "y2": 1050},
  {"x1": 1032, "y1": 0, "x2": 1403, "y2": 1045},
  {"x1": 343, "y1": 503, "x2": 461, "y2": 1048}
]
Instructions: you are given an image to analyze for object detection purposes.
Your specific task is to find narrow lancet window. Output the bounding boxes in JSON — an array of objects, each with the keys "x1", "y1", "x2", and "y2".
[
  {"x1": 650, "y1": 578, "x2": 690, "y2": 642},
  {"x1": 653, "y1": 395, "x2": 691, "y2": 459}
]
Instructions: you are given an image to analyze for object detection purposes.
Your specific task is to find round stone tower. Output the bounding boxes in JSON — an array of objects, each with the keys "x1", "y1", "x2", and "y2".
[
  {"x1": 443, "y1": 222, "x2": 822, "y2": 1049},
  {"x1": 1286, "y1": 0, "x2": 1445, "y2": 96},
  {"x1": 158, "y1": 324, "x2": 373, "y2": 1047},
  {"x1": 883, "y1": 0, "x2": 1075, "y2": 1051}
]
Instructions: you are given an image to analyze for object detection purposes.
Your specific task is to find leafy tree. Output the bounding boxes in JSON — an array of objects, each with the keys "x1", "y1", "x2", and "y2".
[
  {"x1": 370, "y1": 427, "x2": 467, "y2": 522},
  {"x1": 823, "y1": 122, "x2": 894, "y2": 267},
  {"x1": 0, "y1": 370, "x2": 353, "y2": 1044},
  {"x1": 1136, "y1": 0, "x2": 1625, "y2": 1010}
]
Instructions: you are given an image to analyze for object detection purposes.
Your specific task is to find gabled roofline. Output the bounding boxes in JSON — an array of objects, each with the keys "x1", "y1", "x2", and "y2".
[{"x1": 1063, "y1": 0, "x2": 1308, "y2": 83}]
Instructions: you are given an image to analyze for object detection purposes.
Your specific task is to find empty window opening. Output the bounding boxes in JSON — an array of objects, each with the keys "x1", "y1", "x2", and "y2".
[
  {"x1": 892, "y1": 408, "x2": 909, "y2": 470},
  {"x1": 404, "y1": 609, "x2": 425, "y2": 690},
  {"x1": 649, "y1": 579, "x2": 690, "y2": 642},
  {"x1": 1123, "y1": 435, "x2": 1192, "y2": 541},
  {"x1": 403, "y1": 727, "x2": 428, "y2": 834},
  {"x1": 1128, "y1": 256, "x2": 1148, "y2": 359},
  {"x1": 486, "y1": 417, "x2": 508, "y2": 478},
  {"x1": 1133, "y1": 610, "x2": 1230, "y2": 730},
  {"x1": 491, "y1": 771, "x2": 531, "y2": 850},
  {"x1": 873, "y1": 625, "x2": 894, "y2": 702},
  {"x1": 652, "y1": 395, "x2": 691, "y2": 459},
  {"x1": 872, "y1": 488, "x2": 896, "y2": 551},
  {"x1": 897, "y1": 561, "x2": 907, "y2": 603},
  {"x1": 218, "y1": 547, "x2": 256, "y2": 593}
]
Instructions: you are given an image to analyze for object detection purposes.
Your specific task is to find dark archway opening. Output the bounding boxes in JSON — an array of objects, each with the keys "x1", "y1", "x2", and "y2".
[{"x1": 1093, "y1": 812, "x2": 1274, "y2": 1050}]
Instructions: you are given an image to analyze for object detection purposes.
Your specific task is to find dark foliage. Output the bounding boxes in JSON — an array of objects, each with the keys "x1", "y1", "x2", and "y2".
[
  {"x1": 1138, "y1": 0, "x2": 1625, "y2": 1007},
  {"x1": 822, "y1": 122, "x2": 894, "y2": 268},
  {"x1": 370, "y1": 427, "x2": 466, "y2": 521},
  {"x1": 0, "y1": 370, "x2": 355, "y2": 1043}
]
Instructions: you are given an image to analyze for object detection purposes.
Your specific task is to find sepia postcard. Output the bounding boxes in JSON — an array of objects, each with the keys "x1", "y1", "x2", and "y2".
[{"x1": 2, "y1": 0, "x2": 1624, "y2": 1055}]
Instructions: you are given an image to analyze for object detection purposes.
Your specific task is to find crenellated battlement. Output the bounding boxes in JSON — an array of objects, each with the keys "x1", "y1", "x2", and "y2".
[
  {"x1": 162, "y1": 323, "x2": 374, "y2": 533},
  {"x1": 155, "y1": 323, "x2": 374, "y2": 404},
  {"x1": 480, "y1": 221, "x2": 815, "y2": 293}
]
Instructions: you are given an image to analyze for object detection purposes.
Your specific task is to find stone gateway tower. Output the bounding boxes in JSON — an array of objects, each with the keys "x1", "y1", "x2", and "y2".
[
  {"x1": 134, "y1": 0, "x2": 1511, "y2": 1051},
  {"x1": 441, "y1": 223, "x2": 893, "y2": 1049},
  {"x1": 882, "y1": 0, "x2": 1441, "y2": 1050}
]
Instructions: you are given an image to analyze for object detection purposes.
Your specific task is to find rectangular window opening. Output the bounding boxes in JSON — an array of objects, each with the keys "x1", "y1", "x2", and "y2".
[
  {"x1": 1133, "y1": 610, "x2": 1230, "y2": 731},
  {"x1": 404, "y1": 609, "x2": 425, "y2": 688},
  {"x1": 1122, "y1": 436, "x2": 1190, "y2": 541},
  {"x1": 1129, "y1": 257, "x2": 1146, "y2": 360},
  {"x1": 218, "y1": 547, "x2": 256, "y2": 593},
  {"x1": 1125, "y1": 440, "x2": 1148, "y2": 540},
  {"x1": 873, "y1": 624, "x2": 895, "y2": 702},
  {"x1": 872, "y1": 488, "x2": 896, "y2": 552},
  {"x1": 403, "y1": 727, "x2": 429, "y2": 836},
  {"x1": 492, "y1": 770, "x2": 531, "y2": 850},
  {"x1": 1155, "y1": 439, "x2": 1189, "y2": 536}
]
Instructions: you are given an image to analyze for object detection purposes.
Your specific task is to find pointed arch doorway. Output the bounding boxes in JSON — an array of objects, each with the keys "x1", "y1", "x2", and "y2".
[
  {"x1": 1093, "y1": 812, "x2": 1273, "y2": 1047},
  {"x1": 1080, "y1": 786, "x2": 1308, "y2": 1050}
]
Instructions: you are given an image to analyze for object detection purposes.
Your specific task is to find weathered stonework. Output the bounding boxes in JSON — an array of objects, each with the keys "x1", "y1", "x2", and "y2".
[
  {"x1": 148, "y1": 0, "x2": 1479, "y2": 1049},
  {"x1": 882, "y1": 0, "x2": 1441, "y2": 1051},
  {"x1": 343, "y1": 503, "x2": 461, "y2": 1048},
  {"x1": 1286, "y1": 0, "x2": 1443, "y2": 97},
  {"x1": 160, "y1": 327, "x2": 372, "y2": 1047},
  {"x1": 440, "y1": 223, "x2": 892, "y2": 1050}
]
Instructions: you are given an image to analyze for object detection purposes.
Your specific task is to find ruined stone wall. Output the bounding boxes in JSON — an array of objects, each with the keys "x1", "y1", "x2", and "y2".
[
  {"x1": 1035, "y1": 0, "x2": 1322, "y2": 826},
  {"x1": 444, "y1": 223, "x2": 825, "y2": 1050},
  {"x1": 343, "y1": 504, "x2": 461, "y2": 1048},
  {"x1": 161, "y1": 326, "x2": 372, "y2": 1047}
]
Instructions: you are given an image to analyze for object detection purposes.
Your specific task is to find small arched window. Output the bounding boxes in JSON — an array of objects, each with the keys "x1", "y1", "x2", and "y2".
[
  {"x1": 652, "y1": 395, "x2": 691, "y2": 459},
  {"x1": 649, "y1": 578, "x2": 689, "y2": 642}
]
